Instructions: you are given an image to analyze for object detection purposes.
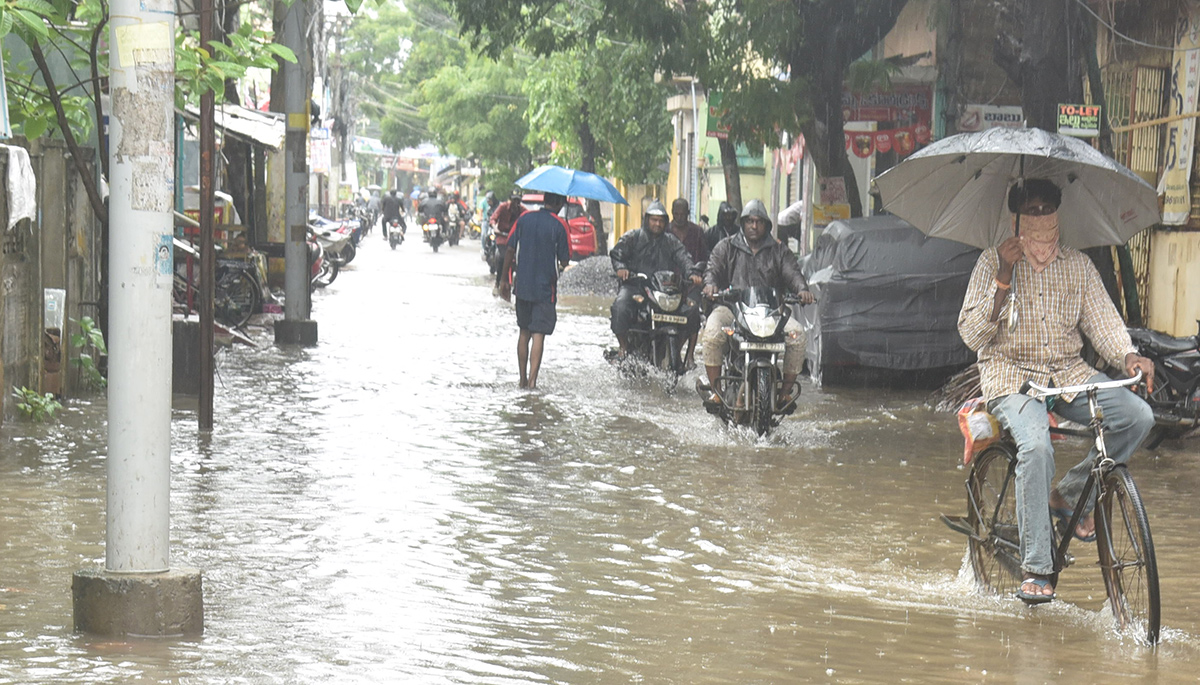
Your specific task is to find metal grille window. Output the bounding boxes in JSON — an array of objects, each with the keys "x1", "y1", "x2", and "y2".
[{"x1": 1103, "y1": 64, "x2": 1167, "y2": 324}]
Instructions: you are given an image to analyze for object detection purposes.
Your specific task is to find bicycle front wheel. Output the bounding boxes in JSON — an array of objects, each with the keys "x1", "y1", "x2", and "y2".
[
  {"x1": 1096, "y1": 465, "x2": 1160, "y2": 644},
  {"x1": 966, "y1": 444, "x2": 1024, "y2": 595}
]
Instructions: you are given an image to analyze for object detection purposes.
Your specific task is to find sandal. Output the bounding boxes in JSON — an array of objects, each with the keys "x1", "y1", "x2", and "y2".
[
  {"x1": 1016, "y1": 577, "x2": 1056, "y2": 605},
  {"x1": 1051, "y1": 507, "x2": 1096, "y2": 543}
]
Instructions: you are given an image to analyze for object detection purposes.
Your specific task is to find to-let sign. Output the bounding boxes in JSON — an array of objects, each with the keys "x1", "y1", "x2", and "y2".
[{"x1": 1057, "y1": 104, "x2": 1101, "y2": 137}]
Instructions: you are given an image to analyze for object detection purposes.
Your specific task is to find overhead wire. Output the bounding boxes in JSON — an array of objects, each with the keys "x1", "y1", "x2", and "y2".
[{"x1": 1071, "y1": 0, "x2": 1177, "y2": 51}]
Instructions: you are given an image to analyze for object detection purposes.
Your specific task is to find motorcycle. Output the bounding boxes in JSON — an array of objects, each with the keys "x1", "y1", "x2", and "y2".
[
  {"x1": 605, "y1": 271, "x2": 698, "y2": 383},
  {"x1": 1127, "y1": 320, "x2": 1200, "y2": 446},
  {"x1": 309, "y1": 211, "x2": 357, "y2": 266},
  {"x1": 387, "y1": 217, "x2": 406, "y2": 249},
  {"x1": 483, "y1": 221, "x2": 508, "y2": 274},
  {"x1": 446, "y1": 204, "x2": 464, "y2": 247},
  {"x1": 697, "y1": 287, "x2": 801, "y2": 437},
  {"x1": 308, "y1": 228, "x2": 339, "y2": 288},
  {"x1": 422, "y1": 215, "x2": 445, "y2": 252}
]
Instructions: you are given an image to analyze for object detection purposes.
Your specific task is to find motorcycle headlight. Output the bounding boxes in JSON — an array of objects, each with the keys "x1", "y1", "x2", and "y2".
[
  {"x1": 743, "y1": 307, "x2": 780, "y2": 338},
  {"x1": 653, "y1": 291, "x2": 682, "y2": 311}
]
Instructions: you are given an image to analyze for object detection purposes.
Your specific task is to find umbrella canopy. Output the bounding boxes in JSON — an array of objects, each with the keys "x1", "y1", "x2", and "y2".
[
  {"x1": 515, "y1": 165, "x2": 629, "y2": 205},
  {"x1": 874, "y1": 127, "x2": 1159, "y2": 249}
]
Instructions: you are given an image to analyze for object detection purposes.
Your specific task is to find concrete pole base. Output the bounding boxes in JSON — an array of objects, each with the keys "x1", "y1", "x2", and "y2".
[
  {"x1": 72, "y1": 567, "x2": 203, "y2": 637},
  {"x1": 274, "y1": 319, "x2": 318, "y2": 345}
]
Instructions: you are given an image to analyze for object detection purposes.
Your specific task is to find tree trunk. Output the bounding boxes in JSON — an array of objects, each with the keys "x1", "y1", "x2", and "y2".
[
  {"x1": 717, "y1": 136, "x2": 742, "y2": 210},
  {"x1": 787, "y1": 1, "x2": 908, "y2": 218},
  {"x1": 578, "y1": 102, "x2": 608, "y2": 255},
  {"x1": 937, "y1": 0, "x2": 964, "y2": 137},
  {"x1": 994, "y1": 0, "x2": 1084, "y2": 131}
]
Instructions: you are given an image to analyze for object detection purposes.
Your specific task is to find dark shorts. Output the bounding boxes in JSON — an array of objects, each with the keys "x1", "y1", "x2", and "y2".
[{"x1": 516, "y1": 298, "x2": 557, "y2": 335}]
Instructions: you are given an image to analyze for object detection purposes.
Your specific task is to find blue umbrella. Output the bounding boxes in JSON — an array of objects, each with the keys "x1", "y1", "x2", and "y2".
[{"x1": 515, "y1": 165, "x2": 629, "y2": 205}]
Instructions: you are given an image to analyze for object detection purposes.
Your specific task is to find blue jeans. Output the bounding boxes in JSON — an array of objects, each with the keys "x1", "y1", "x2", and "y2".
[{"x1": 989, "y1": 373, "x2": 1154, "y2": 576}]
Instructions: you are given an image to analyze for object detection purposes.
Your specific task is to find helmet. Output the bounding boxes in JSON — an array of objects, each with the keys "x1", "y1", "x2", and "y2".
[
  {"x1": 718, "y1": 201, "x2": 738, "y2": 221},
  {"x1": 510, "y1": 189, "x2": 522, "y2": 201},
  {"x1": 485, "y1": 191, "x2": 496, "y2": 201},
  {"x1": 644, "y1": 200, "x2": 668, "y2": 219},
  {"x1": 739, "y1": 199, "x2": 772, "y2": 231}
]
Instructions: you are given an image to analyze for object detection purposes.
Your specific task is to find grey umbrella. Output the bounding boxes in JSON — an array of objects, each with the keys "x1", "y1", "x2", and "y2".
[{"x1": 874, "y1": 127, "x2": 1159, "y2": 249}]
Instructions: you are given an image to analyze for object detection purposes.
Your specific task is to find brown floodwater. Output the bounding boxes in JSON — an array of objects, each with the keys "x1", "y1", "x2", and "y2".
[{"x1": 1, "y1": 236, "x2": 1198, "y2": 683}]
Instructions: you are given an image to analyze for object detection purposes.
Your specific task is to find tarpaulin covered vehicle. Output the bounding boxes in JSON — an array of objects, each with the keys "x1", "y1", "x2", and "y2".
[{"x1": 797, "y1": 215, "x2": 981, "y2": 386}]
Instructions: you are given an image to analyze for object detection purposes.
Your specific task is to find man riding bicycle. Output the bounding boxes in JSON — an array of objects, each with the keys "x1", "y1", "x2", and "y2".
[{"x1": 957, "y1": 178, "x2": 1156, "y2": 604}]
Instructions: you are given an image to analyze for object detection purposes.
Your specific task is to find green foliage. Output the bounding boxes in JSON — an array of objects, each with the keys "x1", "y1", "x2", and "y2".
[
  {"x1": 175, "y1": 23, "x2": 296, "y2": 108},
  {"x1": 69, "y1": 316, "x2": 107, "y2": 391},
  {"x1": 11, "y1": 386, "x2": 62, "y2": 422},
  {"x1": 420, "y1": 54, "x2": 531, "y2": 187},
  {"x1": 524, "y1": 40, "x2": 672, "y2": 184}
]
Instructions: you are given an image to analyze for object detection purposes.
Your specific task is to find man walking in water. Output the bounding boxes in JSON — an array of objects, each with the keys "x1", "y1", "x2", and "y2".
[{"x1": 500, "y1": 192, "x2": 570, "y2": 389}]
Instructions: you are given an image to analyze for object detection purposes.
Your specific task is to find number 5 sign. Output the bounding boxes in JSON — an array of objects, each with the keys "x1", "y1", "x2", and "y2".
[{"x1": 1162, "y1": 0, "x2": 1200, "y2": 225}]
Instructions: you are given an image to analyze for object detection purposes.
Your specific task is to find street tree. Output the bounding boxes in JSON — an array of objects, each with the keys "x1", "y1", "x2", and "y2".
[
  {"x1": 420, "y1": 54, "x2": 532, "y2": 191},
  {"x1": 445, "y1": 0, "x2": 910, "y2": 218},
  {"x1": 524, "y1": 38, "x2": 672, "y2": 249}
]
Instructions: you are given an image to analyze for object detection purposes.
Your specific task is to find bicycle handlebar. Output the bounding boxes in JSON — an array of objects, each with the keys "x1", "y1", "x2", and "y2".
[{"x1": 1023, "y1": 370, "x2": 1142, "y2": 399}]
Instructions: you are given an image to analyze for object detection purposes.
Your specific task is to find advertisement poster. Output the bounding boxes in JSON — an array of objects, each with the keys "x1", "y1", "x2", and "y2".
[{"x1": 1162, "y1": 0, "x2": 1200, "y2": 225}]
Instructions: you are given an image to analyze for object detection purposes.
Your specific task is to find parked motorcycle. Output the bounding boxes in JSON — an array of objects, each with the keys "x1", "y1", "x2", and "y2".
[
  {"x1": 422, "y1": 215, "x2": 445, "y2": 252},
  {"x1": 309, "y1": 211, "x2": 357, "y2": 266},
  {"x1": 1128, "y1": 321, "x2": 1200, "y2": 446},
  {"x1": 605, "y1": 271, "x2": 698, "y2": 384},
  {"x1": 387, "y1": 217, "x2": 406, "y2": 249},
  {"x1": 697, "y1": 287, "x2": 801, "y2": 437},
  {"x1": 308, "y1": 228, "x2": 338, "y2": 289}
]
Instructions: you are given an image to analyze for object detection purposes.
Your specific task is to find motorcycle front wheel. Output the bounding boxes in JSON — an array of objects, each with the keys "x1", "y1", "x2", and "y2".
[{"x1": 752, "y1": 367, "x2": 773, "y2": 436}]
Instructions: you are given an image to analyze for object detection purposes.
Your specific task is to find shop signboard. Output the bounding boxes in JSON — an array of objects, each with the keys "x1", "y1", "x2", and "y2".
[
  {"x1": 1161, "y1": 0, "x2": 1200, "y2": 225},
  {"x1": 1057, "y1": 103, "x2": 1101, "y2": 137},
  {"x1": 957, "y1": 104, "x2": 1024, "y2": 132}
]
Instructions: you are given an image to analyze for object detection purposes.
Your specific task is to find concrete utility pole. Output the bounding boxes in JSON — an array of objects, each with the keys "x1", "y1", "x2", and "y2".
[
  {"x1": 274, "y1": 0, "x2": 318, "y2": 345},
  {"x1": 72, "y1": 0, "x2": 202, "y2": 636}
]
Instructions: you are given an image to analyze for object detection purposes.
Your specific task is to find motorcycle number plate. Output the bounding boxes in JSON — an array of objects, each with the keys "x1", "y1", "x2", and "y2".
[
  {"x1": 741, "y1": 341, "x2": 785, "y2": 352},
  {"x1": 652, "y1": 313, "x2": 688, "y2": 324}
]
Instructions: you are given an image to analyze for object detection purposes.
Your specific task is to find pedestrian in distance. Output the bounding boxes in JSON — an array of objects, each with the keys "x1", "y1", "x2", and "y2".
[
  {"x1": 500, "y1": 192, "x2": 571, "y2": 390},
  {"x1": 704, "y1": 202, "x2": 740, "y2": 253},
  {"x1": 957, "y1": 177, "x2": 1156, "y2": 605},
  {"x1": 668, "y1": 198, "x2": 709, "y2": 368}
]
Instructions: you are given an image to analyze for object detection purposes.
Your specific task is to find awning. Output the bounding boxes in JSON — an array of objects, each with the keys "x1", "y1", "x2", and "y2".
[{"x1": 180, "y1": 104, "x2": 285, "y2": 150}]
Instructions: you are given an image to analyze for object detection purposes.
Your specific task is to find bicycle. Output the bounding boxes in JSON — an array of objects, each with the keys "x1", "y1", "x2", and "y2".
[{"x1": 941, "y1": 370, "x2": 1160, "y2": 644}]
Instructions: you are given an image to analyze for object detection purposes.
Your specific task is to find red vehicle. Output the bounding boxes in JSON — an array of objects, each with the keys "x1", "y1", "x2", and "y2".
[{"x1": 520, "y1": 193, "x2": 598, "y2": 260}]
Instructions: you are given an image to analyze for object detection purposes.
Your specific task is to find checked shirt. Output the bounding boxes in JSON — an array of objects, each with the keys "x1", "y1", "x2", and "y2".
[{"x1": 958, "y1": 245, "x2": 1136, "y2": 403}]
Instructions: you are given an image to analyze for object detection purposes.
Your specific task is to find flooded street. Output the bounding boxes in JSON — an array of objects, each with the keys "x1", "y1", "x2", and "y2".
[{"x1": 2, "y1": 235, "x2": 1200, "y2": 683}]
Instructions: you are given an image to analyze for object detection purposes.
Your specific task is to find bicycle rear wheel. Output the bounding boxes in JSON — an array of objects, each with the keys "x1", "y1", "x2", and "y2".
[
  {"x1": 966, "y1": 444, "x2": 1024, "y2": 595},
  {"x1": 215, "y1": 271, "x2": 260, "y2": 328},
  {"x1": 1096, "y1": 465, "x2": 1160, "y2": 644}
]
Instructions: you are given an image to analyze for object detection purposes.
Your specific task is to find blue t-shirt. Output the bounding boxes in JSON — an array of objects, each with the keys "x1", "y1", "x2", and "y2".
[{"x1": 509, "y1": 209, "x2": 569, "y2": 303}]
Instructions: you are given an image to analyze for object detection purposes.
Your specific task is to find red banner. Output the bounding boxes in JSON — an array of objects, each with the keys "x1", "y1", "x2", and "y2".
[{"x1": 844, "y1": 122, "x2": 931, "y2": 158}]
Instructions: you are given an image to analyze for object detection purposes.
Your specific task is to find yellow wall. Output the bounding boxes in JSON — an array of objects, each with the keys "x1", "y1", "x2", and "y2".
[{"x1": 1147, "y1": 230, "x2": 1200, "y2": 336}]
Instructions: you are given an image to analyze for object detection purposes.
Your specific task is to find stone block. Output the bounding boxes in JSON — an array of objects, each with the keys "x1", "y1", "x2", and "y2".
[{"x1": 72, "y1": 567, "x2": 203, "y2": 637}]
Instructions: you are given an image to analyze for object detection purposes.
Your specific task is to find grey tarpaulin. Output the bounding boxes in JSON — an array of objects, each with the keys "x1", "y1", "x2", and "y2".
[{"x1": 797, "y1": 215, "x2": 981, "y2": 385}]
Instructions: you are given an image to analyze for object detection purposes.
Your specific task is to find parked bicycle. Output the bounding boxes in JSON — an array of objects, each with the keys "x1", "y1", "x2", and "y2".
[{"x1": 941, "y1": 370, "x2": 1160, "y2": 644}]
